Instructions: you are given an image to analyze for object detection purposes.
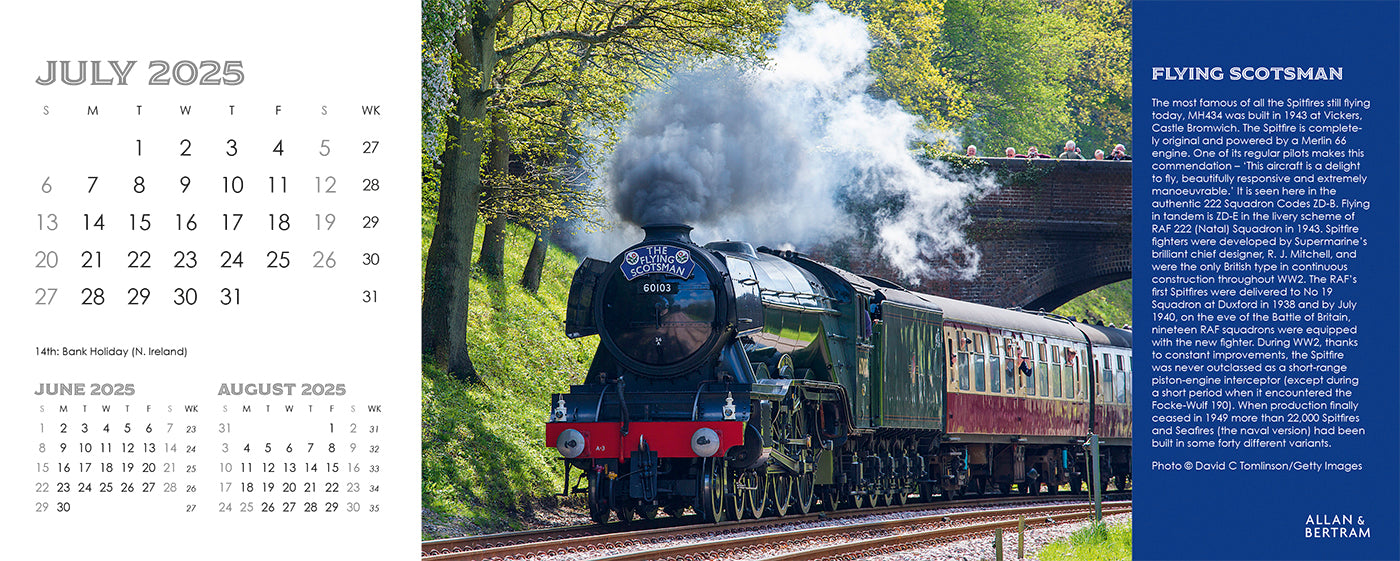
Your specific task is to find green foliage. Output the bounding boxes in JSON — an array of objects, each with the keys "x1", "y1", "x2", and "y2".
[
  {"x1": 1054, "y1": 279, "x2": 1132, "y2": 327},
  {"x1": 1055, "y1": 0, "x2": 1133, "y2": 153},
  {"x1": 823, "y1": 0, "x2": 1129, "y2": 155},
  {"x1": 420, "y1": 0, "x2": 783, "y2": 377},
  {"x1": 940, "y1": 0, "x2": 1078, "y2": 148},
  {"x1": 1035, "y1": 520, "x2": 1133, "y2": 561},
  {"x1": 421, "y1": 220, "x2": 596, "y2": 535},
  {"x1": 422, "y1": 0, "x2": 783, "y2": 228}
]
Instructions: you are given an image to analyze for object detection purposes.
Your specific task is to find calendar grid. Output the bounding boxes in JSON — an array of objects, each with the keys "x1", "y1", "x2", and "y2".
[{"x1": 2, "y1": 2, "x2": 420, "y2": 559}]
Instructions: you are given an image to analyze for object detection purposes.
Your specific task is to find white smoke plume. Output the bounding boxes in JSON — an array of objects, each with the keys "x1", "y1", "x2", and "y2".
[{"x1": 584, "y1": 3, "x2": 993, "y2": 280}]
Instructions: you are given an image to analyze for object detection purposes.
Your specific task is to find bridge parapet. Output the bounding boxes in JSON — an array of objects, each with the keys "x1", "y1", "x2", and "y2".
[{"x1": 943, "y1": 158, "x2": 1132, "y2": 311}]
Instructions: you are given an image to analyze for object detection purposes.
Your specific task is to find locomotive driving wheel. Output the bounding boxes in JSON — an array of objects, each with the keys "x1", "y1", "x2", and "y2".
[
  {"x1": 769, "y1": 405, "x2": 795, "y2": 517},
  {"x1": 795, "y1": 408, "x2": 816, "y2": 514},
  {"x1": 795, "y1": 452, "x2": 815, "y2": 515},
  {"x1": 699, "y1": 458, "x2": 727, "y2": 523},
  {"x1": 772, "y1": 393, "x2": 815, "y2": 515},
  {"x1": 768, "y1": 473, "x2": 793, "y2": 517},
  {"x1": 588, "y1": 471, "x2": 612, "y2": 524},
  {"x1": 743, "y1": 471, "x2": 767, "y2": 519},
  {"x1": 724, "y1": 466, "x2": 742, "y2": 521}
]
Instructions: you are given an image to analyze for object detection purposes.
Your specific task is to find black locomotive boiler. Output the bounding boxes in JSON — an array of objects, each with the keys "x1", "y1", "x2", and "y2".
[{"x1": 546, "y1": 224, "x2": 1132, "y2": 522}]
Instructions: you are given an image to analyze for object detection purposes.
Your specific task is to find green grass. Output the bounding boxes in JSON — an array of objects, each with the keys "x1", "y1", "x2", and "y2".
[
  {"x1": 421, "y1": 218, "x2": 596, "y2": 536},
  {"x1": 1054, "y1": 279, "x2": 1132, "y2": 327},
  {"x1": 1036, "y1": 521, "x2": 1133, "y2": 561}
]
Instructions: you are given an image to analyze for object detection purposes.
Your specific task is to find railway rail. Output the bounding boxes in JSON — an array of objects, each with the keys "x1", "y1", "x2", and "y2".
[{"x1": 423, "y1": 493, "x2": 1130, "y2": 560}]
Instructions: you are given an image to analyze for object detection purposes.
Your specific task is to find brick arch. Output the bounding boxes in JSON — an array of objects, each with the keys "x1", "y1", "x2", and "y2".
[
  {"x1": 1017, "y1": 248, "x2": 1131, "y2": 312},
  {"x1": 934, "y1": 158, "x2": 1132, "y2": 310}
]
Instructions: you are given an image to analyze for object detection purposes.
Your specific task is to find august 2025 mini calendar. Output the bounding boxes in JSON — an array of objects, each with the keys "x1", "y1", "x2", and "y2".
[{"x1": 0, "y1": 3, "x2": 420, "y2": 559}]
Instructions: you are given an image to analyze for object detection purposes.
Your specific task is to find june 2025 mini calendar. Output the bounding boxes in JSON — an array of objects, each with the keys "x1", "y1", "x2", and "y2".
[{"x1": 1, "y1": 3, "x2": 420, "y2": 559}]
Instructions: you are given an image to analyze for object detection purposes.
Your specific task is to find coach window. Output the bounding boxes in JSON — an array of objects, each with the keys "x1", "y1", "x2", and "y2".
[
  {"x1": 989, "y1": 336, "x2": 1002, "y2": 393},
  {"x1": 947, "y1": 331, "x2": 956, "y2": 369},
  {"x1": 1022, "y1": 343, "x2": 1036, "y2": 396},
  {"x1": 1085, "y1": 361, "x2": 1092, "y2": 401},
  {"x1": 957, "y1": 332, "x2": 970, "y2": 391},
  {"x1": 973, "y1": 333, "x2": 986, "y2": 392},
  {"x1": 944, "y1": 329, "x2": 956, "y2": 388},
  {"x1": 1078, "y1": 352, "x2": 1088, "y2": 400},
  {"x1": 1037, "y1": 343, "x2": 1049, "y2": 397},
  {"x1": 1064, "y1": 348, "x2": 1077, "y2": 400},
  {"x1": 1004, "y1": 340, "x2": 1017, "y2": 395},
  {"x1": 1125, "y1": 358, "x2": 1133, "y2": 404},
  {"x1": 1116, "y1": 354, "x2": 1128, "y2": 403},
  {"x1": 1050, "y1": 345, "x2": 1062, "y2": 398},
  {"x1": 1066, "y1": 348, "x2": 1077, "y2": 399},
  {"x1": 1102, "y1": 353, "x2": 1113, "y2": 404}
]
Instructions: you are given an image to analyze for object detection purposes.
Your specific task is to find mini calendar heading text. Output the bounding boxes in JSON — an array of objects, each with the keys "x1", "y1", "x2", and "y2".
[{"x1": 36, "y1": 60, "x2": 245, "y2": 86}]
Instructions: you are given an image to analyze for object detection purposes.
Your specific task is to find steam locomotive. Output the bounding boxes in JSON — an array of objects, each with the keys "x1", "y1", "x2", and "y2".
[{"x1": 547, "y1": 224, "x2": 1131, "y2": 523}]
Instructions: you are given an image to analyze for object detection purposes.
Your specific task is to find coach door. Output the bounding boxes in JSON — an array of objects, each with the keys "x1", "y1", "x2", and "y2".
[{"x1": 855, "y1": 295, "x2": 873, "y2": 426}]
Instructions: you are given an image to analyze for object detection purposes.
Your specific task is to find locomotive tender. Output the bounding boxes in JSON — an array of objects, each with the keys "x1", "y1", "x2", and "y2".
[{"x1": 547, "y1": 224, "x2": 1132, "y2": 522}]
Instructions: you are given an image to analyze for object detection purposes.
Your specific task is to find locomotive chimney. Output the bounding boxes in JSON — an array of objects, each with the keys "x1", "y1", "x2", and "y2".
[{"x1": 641, "y1": 223, "x2": 695, "y2": 245}]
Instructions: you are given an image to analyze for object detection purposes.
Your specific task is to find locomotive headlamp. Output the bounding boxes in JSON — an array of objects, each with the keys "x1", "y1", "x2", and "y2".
[
  {"x1": 691, "y1": 428, "x2": 721, "y2": 457},
  {"x1": 556, "y1": 429, "x2": 585, "y2": 459}
]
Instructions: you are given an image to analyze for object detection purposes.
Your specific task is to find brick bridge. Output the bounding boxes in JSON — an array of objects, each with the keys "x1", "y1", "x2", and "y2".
[{"x1": 928, "y1": 158, "x2": 1132, "y2": 311}]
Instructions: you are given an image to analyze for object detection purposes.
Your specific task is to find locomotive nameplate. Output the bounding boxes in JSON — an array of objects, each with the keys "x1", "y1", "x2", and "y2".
[{"x1": 621, "y1": 245, "x2": 696, "y2": 281}]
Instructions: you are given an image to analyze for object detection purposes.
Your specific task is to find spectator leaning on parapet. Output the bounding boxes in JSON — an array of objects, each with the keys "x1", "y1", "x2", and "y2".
[
  {"x1": 966, "y1": 145, "x2": 977, "y2": 157},
  {"x1": 1094, "y1": 149, "x2": 1105, "y2": 160},
  {"x1": 1109, "y1": 144, "x2": 1132, "y2": 160},
  {"x1": 1005, "y1": 147, "x2": 1021, "y2": 158},
  {"x1": 1026, "y1": 146, "x2": 1051, "y2": 159},
  {"x1": 1059, "y1": 140, "x2": 1085, "y2": 159}
]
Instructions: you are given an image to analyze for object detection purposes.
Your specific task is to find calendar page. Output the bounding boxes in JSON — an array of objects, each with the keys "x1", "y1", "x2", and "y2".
[{"x1": 0, "y1": 2, "x2": 420, "y2": 559}]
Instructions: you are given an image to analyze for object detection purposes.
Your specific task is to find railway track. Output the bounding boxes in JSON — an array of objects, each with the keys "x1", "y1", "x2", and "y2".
[
  {"x1": 423, "y1": 493, "x2": 1130, "y2": 560},
  {"x1": 759, "y1": 503, "x2": 1132, "y2": 561},
  {"x1": 421, "y1": 516, "x2": 699, "y2": 557}
]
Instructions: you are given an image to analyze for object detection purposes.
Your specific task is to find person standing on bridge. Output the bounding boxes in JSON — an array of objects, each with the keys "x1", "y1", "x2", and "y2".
[
  {"x1": 1059, "y1": 140, "x2": 1085, "y2": 159},
  {"x1": 1094, "y1": 149, "x2": 1105, "y2": 160},
  {"x1": 1109, "y1": 144, "x2": 1132, "y2": 160},
  {"x1": 1005, "y1": 147, "x2": 1020, "y2": 158},
  {"x1": 966, "y1": 145, "x2": 977, "y2": 157}
]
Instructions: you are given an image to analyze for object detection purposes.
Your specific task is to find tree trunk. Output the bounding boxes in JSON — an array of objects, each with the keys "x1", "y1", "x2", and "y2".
[
  {"x1": 519, "y1": 226, "x2": 549, "y2": 292},
  {"x1": 478, "y1": 116, "x2": 510, "y2": 278},
  {"x1": 422, "y1": 23, "x2": 498, "y2": 383}
]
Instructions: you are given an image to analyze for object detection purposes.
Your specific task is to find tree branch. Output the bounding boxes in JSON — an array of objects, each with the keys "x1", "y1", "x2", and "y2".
[{"x1": 496, "y1": 11, "x2": 648, "y2": 60}]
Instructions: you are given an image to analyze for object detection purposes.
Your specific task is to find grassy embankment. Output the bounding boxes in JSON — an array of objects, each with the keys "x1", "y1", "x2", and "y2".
[
  {"x1": 1036, "y1": 521, "x2": 1133, "y2": 560},
  {"x1": 1054, "y1": 279, "x2": 1132, "y2": 327},
  {"x1": 421, "y1": 218, "x2": 595, "y2": 537}
]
